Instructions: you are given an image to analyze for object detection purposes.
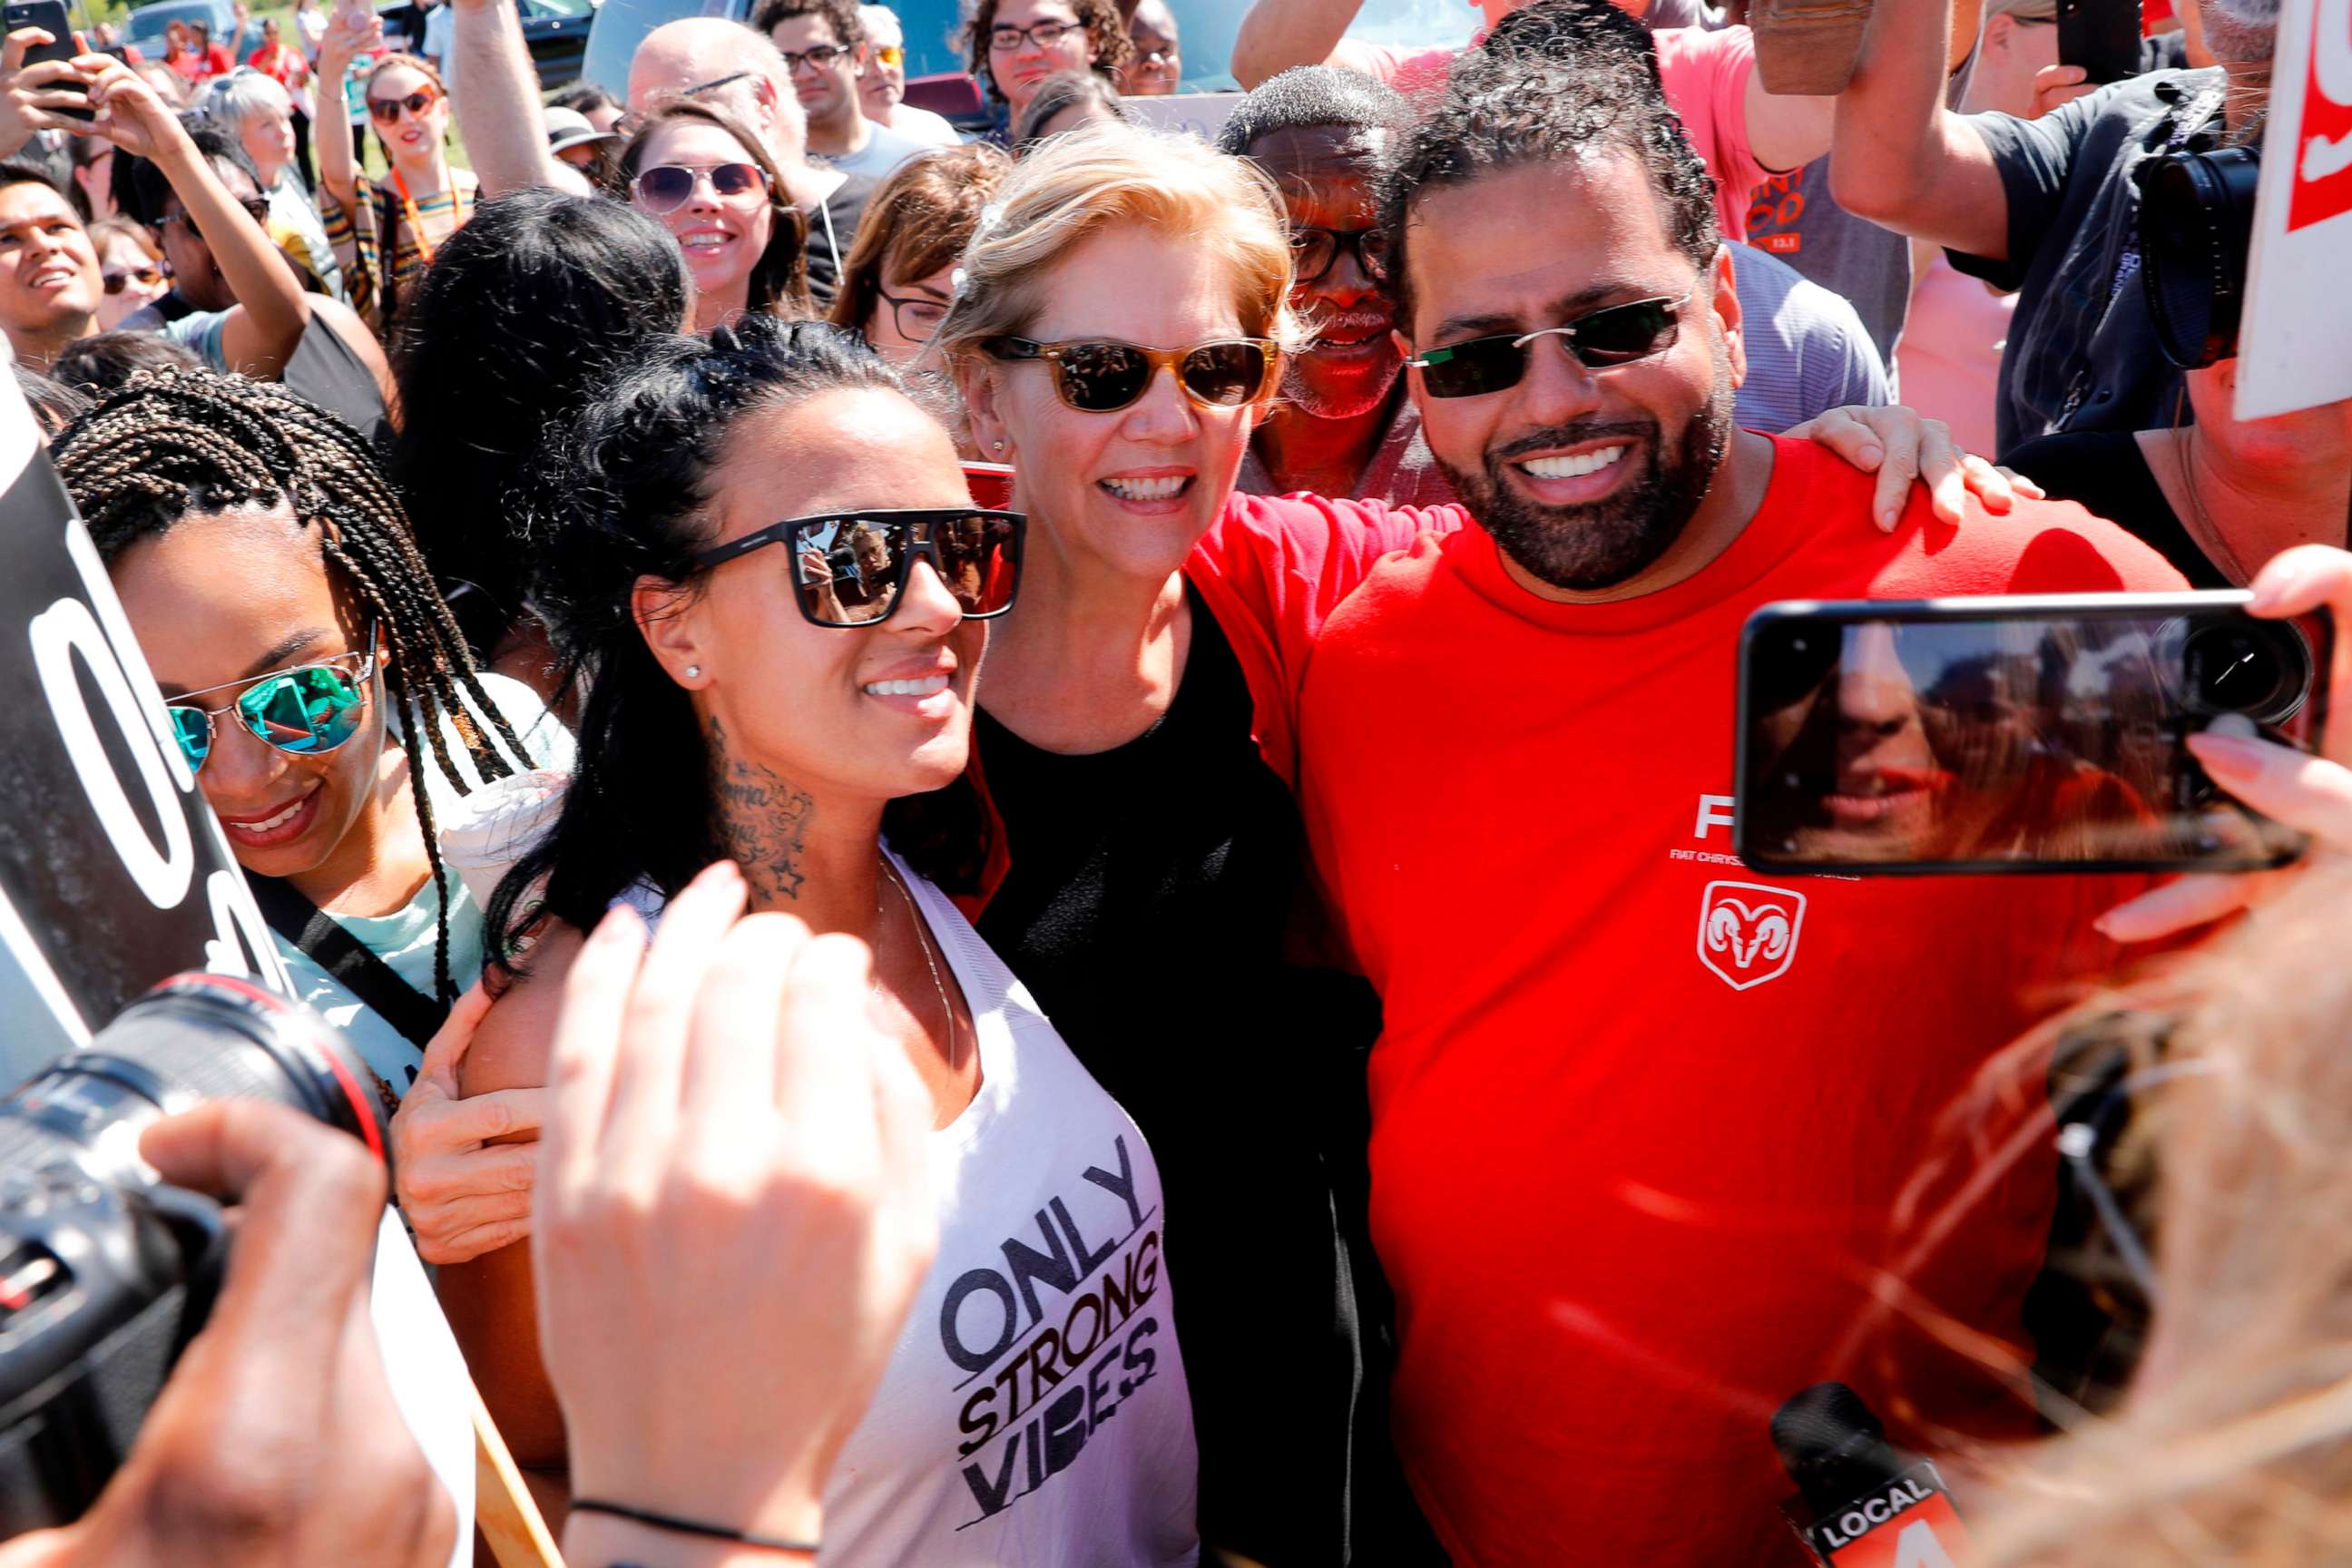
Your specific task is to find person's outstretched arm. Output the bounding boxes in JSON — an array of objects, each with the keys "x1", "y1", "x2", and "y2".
[
  {"x1": 1230, "y1": 0, "x2": 1389, "y2": 88},
  {"x1": 313, "y1": 3, "x2": 371, "y2": 211},
  {"x1": 1828, "y1": 0, "x2": 2011, "y2": 258},
  {"x1": 449, "y1": 0, "x2": 589, "y2": 198},
  {"x1": 86, "y1": 59, "x2": 309, "y2": 377}
]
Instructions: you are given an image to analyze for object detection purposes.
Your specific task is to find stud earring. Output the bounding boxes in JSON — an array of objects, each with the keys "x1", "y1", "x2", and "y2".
[
  {"x1": 685, "y1": 665, "x2": 702, "y2": 679},
  {"x1": 991, "y1": 439, "x2": 1005, "y2": 453}
]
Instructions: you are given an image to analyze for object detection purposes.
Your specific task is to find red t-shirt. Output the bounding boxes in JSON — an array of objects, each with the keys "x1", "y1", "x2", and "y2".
[
  {"x1": 169, "y1": 42, "x2": 234, "y2": 81},
  {"x1": 1296, "y1": 436, "x2": 2187, "y2": 1566}
]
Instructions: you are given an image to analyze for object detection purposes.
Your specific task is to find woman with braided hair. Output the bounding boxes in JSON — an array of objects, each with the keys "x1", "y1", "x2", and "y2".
[{"x1": 51, "y1": 368, "x2": 573, "y2": 1097}]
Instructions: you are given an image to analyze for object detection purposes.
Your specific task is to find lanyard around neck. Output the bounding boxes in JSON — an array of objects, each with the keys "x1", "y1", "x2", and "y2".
[{"x1": 386, "y1": 165, "x2": 466, "y2": 268}]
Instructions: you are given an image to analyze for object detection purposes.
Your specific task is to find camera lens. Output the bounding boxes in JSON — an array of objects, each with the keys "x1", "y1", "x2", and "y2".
[
  {"x1": 2180, "y1": 620, "x2": 2311, "y2": 725},
  {"x1": 2138, "y1": 146, "x2": 2260, "y2": 370}
]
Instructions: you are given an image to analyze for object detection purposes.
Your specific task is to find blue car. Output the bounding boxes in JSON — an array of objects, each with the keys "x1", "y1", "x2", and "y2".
[{"x1": 122, "y1": 0, "x2": 237, "y2": 57}]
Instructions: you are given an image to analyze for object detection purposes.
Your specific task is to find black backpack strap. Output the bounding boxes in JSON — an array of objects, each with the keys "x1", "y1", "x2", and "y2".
[{"x1": 247, "y1": 875, "x2": 447, "y2": 1052}]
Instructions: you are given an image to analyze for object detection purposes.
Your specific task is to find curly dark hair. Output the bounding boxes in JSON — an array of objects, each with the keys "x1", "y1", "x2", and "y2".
[
  {"x1": 488, "y1": 318, "x2": 988, "y2": 963},
  {"x1": 1377, "y1": 0, "x2": 1720, "y2": 329},
  {"x1": 52, "y1": 370, "x2": 532, "y2": 1003},
  {"x1": 750, "y1": 0, "x2": 867, "y2": 48},
  {"x1": 960, "y1": 0, "x2": 1132, "y2": 107}
]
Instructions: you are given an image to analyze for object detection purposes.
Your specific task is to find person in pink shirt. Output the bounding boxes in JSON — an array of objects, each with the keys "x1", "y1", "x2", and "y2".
[{"x1": 1230, "y1": 0, "x2": 1835, "y2": 242}]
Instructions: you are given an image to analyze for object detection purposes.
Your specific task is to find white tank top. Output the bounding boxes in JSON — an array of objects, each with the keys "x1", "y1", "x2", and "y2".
[{"x1": 617, "y1": 853, "x2": 1201, "y2": 1565}]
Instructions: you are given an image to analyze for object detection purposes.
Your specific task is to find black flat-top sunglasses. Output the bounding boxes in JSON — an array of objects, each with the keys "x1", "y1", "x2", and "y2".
[
  {"x1": 1407, "y1": 286, "x2": 1696, "y2": 399},
  {"x1": 691, "y1": 508, "x2": 1024, "y2": 629},
  {"x1": 983, "y1": 336, "x2": 1279, "y2": 413}
]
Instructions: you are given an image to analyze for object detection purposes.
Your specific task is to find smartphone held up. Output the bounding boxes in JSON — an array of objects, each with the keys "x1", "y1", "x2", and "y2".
[
  {"x1": 1733, "y1": 593, "x2": 2335, "y2": 876},
  {"x1": 3, "y1": 1, "x2": 91, "y2": 123}
]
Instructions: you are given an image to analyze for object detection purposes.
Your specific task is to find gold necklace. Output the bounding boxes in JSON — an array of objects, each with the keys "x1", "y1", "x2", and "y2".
[{"x1": 875, "y1": 856, "x2": 956, "y2": 1061}]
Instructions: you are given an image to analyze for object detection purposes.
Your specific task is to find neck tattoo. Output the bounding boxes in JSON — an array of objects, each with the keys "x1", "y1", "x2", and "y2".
[{"x1": 706, "y1": 712, "x2": 815, "y2": 903}]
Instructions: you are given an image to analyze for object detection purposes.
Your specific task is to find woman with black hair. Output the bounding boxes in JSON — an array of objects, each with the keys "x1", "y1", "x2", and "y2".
[
  {"x1": 1010, "y1": 69, "x2": 1132, "y2": 154},
  {"x1": 386, "y1": 188, "x2": 692, "y2": 693},
  {"x1": 616, "y1": 100, "x2": 812, "y2": 336},
  {"x1": 430, "y1": 318, "x2": 1201, "y2": 1565},
  {"x1": 51, "y1": 369, "x2": 573, "y2": 1100}
]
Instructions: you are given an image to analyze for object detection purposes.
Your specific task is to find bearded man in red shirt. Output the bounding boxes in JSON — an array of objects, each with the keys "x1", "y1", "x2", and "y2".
[{"x1": 1295, "y1": 11, "x2": 2190, "y2": 1565}]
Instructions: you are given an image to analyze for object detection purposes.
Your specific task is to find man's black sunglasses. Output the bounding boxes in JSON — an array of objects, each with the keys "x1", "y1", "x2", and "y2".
[
  {"x1": 1407, "y1": 286, "x2": 1696, "y2": 399},
  {"x1": 690, "y1": 508, "x2": 1025, "y2": 629}
]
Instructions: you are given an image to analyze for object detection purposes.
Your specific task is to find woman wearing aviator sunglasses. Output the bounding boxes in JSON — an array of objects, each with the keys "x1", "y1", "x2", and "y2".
[
  {"x1": 429, "y1": 319, "x2": 1201, "y2": 1563},
  {"x1": 315, "y1": 15, "x2": 476, "y2": 337},
  {"x1": 50, "y1": 370, "x2": 571, "y2": 1102},
  {"x1": 617, "y1": 100, "x2": 811, "y2": 336}
]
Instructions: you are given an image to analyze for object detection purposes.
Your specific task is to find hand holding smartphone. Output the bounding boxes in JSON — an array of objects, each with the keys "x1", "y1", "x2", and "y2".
[
  {"x1": 1734, "y1": 593, "x2": 2335, "y2": 876},
  {"x1": 3, "y1": 1, "x2": 91, "y2": 123},
  {"x1": 2056, "y1": 0, "x2": 2141, "y2": 85}
]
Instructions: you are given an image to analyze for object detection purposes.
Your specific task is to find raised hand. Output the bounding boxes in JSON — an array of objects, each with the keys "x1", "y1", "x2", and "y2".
[
  {"x1": 2098, "y1": 545, "x2": 2352, "y2": 943},
  {"x1": 537, "y1": 860, "x2": 937, "y2": 1563}
]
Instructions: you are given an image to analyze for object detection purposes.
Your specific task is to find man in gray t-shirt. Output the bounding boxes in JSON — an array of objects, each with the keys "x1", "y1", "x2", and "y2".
[{"x1": 757, "y1": 0, "x2": 926, "y2": 186}]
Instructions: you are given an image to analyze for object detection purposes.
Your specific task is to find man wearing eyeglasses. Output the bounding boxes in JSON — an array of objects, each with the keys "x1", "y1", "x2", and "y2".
[
  {"x1": 1217, "y1": 67, "x2": 1455, "y2": 507},
  {"x1": 1219, "y1": 61, "x2": 1887, "y2": 505},
  {"x1": 1290, "y1": 10, "x2": 2190, "y2": 1564},
  {"x1": 752, "y1": 0, "x2": 924, "y2": 182},
  {"x1": 856, "y1": 4, "x2": 962, "y2": 145}
]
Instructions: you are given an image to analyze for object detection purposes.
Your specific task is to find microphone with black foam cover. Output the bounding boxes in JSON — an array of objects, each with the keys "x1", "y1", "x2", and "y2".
[{"x1": 1770, "y1": 1382, "x2": 1972, "y2": 1567}]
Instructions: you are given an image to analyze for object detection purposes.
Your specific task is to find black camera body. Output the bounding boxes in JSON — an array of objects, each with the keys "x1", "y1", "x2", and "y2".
[
  {"x1": 0, "y1": 975, "x2": 387, "y2": 1533},
  {"x1": 2139, "y1": 142, "x2": 2262, "y2": 371}
]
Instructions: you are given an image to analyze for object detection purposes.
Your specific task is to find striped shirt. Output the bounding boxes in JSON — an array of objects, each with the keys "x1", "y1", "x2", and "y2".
[
  {"x1": 1729, "y1": 240, "x2": 1892, "y2": 435},
  {"x1": 319, "y1": 170, "x2": 477, "y2": 338}
]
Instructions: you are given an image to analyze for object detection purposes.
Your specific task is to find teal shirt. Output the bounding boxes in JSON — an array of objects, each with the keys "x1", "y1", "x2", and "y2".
[{"x1": 273, "y1": 673, "x2": 572, "y2": 1096}]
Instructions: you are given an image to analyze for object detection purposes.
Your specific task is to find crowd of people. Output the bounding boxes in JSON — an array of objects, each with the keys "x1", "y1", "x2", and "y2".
[{"x1": 0, "y1": 0, "x2": 2349, "y2": 1563}]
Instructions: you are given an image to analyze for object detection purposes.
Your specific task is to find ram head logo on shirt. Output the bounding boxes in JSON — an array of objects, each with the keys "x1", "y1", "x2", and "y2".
[{"x1": 1696, "y1": 881, "x2": 1808, "y2": 992}]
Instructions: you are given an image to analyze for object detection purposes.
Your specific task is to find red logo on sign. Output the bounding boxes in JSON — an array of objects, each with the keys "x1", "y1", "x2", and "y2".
[
  {"x1": 2289, "y1": 0, "x2": 2352, "y2": 231},
  {"x1": 1759, "y1": 232, "x2": 1803, "y2": 254}
]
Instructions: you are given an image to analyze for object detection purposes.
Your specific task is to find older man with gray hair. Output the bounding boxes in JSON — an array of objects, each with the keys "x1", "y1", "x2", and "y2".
[
  {"x1": 856, "y1": 4, "x2": 962, "y2": 143},
  {"x1": 1833, "y1": 0, "x2": 2279, "y2": 454},
  {"x1": 627, "y1": 16, "x2": 878, "y2": 306}
]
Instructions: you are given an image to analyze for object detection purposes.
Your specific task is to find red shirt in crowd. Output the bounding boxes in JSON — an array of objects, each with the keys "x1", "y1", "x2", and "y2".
[
  {"x1": 1296, "y1": 436, "x2": 2188, "y2": 1566},
  {"x1": 247, "y1": 41, "x2": 309, "y2": 90},
  {"x1": 169, "y1": 41, "x2": 235, "y2": 82}
]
